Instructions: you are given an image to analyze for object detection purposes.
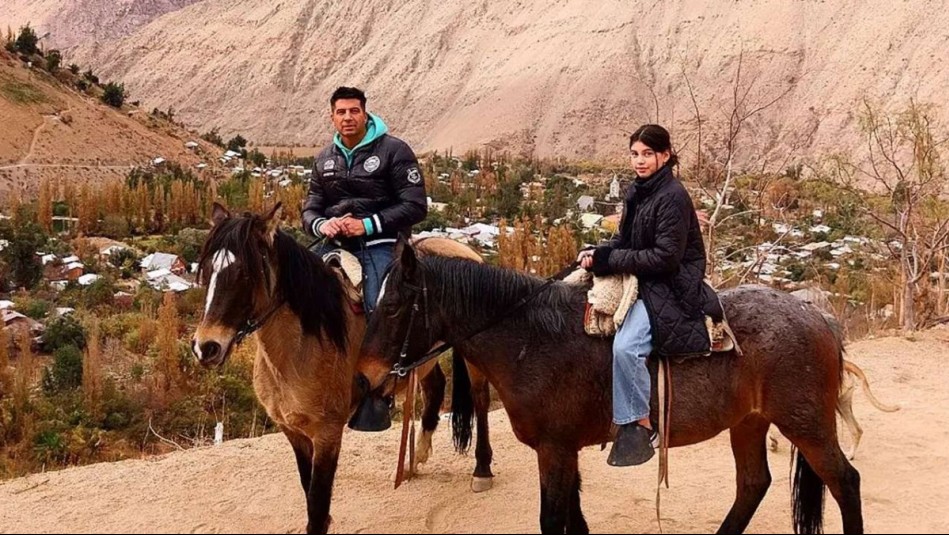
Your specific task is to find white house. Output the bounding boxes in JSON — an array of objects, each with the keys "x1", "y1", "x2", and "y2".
[
  {"x1": 185, "y1": 141, "x2": 200, "y2": 149},
  {"x1": 580, "y1": 213, "x2": 605, "y2": 229},
  {"x1": 141, "y1": 253, "x2": 186, "y2": 275},
  {"x1": 77, "y1": 274, "x2": 100, "y2": 286},
  {"x1": 147, "y1": 272, "x2": 193, "y2": 293},
  {"x1": 577, "y1": 196, "x2": 596, "y2": 212}
]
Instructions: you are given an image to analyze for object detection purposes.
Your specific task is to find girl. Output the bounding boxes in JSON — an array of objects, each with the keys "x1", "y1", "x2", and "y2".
[{"x1": 579, "y1": 124, "x2": 721, "y2": 466}]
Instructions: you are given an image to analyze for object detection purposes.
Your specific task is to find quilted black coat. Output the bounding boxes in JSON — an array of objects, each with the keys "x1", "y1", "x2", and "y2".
[{"x1": 591, "y1": 164, "x2": 723, "y2": 356}]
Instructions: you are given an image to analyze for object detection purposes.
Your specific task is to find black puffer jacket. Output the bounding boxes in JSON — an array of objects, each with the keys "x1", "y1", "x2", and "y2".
[
  {"x1": 591, "y1": 165, "x2": 722, "y2": 357},
  {"x1": 302, "y1": 134, "x2": 427, "y2": 249}
]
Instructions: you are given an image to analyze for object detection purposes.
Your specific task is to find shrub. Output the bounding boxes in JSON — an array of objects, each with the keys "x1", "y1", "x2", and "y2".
[{"x1": 42, "y1": 345, "x2": 83, "y2": 393}]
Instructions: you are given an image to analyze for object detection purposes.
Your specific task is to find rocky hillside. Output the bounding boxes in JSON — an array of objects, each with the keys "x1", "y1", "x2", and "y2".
[
  {"x1": 0, "y1": 0, "x2": 949, "y2": 165},
  {"x1": 0, "y1": 50, "x2": 219, "y2": 198},
  {"x1": 0, "y1": 0, "x2": 202, "y2": 50},
  {"x1": 4, "y1": 0, "x2": 949, "y2": 164}
]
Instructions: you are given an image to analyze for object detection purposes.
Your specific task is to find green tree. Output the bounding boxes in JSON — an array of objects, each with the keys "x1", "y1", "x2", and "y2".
[
  {"x1": 248, "y1": 149, "x2": 267, "y2": 168},
  {"x1": 0, "y1": 218, "x2": 48, "y2": 290},
  {"x1": 42, "y1": 315, "x2": 87, "y2": 353},
  {"x1": 101, "y1": 82, "x2": 125, "y2": 108},
  {"x1": 41, "y1": 345, "x2": 83, "y2": 393},
  {"x1": 201, "y1": 127, "x2": 224, "y2": 147},
  {"x1": 44, "y1": 49, "x2": 61, "y2": 71},
  {"x1": 226, "y1": 134, "x2": 247, "y2": 153},
  {"x1": 14, "y1": 25, "x2": 39, "y2": 55}
]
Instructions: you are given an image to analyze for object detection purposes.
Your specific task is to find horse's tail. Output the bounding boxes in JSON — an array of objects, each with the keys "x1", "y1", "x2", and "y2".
[
  {"x1": 450, "y1": 352, "x2": 474, "y2": 454},
  {"x1": 791, "y1": 447, "x2": 826, "y2": 534},
  {"x1": 844, "y1": 359, "x2": 900, "y2": 413},
  {"x1": 819, "y1": 312, "x2": 846, "y2": 388}
]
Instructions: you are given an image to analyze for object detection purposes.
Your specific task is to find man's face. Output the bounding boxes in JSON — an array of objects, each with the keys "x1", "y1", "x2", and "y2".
[{"x1": 332, "y1": 99, "x2": 368, "y2": 138}]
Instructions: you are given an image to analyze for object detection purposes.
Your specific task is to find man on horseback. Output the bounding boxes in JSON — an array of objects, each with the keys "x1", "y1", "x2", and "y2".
[
  {"x1": 302, "y1": 86, "x2": 428, "y2": 314},
  {"x1": 579, "y1": 124, "x2": 722, "y2": 467}
]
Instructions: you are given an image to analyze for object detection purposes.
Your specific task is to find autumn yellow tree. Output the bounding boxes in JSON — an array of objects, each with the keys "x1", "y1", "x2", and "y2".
[
  {"x1": 248, "y1": 180, "x2": 265, "y2": 214},
  {"x1": 77, "y1": 184, "x2": 98, "y2": 234},
  {"x1": 156, "y1": 292, "x2": 182, "y2": 392},
  {"x1": 541, "y1": 225, "x2": 579, "y2": 277},
  {"x1": 0, "y1": 328, "x2": 12, "y2": 399},
  {"x1": 37, "y1": 177, "x2": 53, "y2": 233},
  {"x1": 13, "y1": 331, "x2": 36, "y2": 416},
  {"x1": 82, "y1": 320, "x2": 103, "y2": 415}
]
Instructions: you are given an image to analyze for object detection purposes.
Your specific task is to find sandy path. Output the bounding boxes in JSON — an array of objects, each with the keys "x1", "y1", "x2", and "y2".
[{"x1": 1, "y1": 330, "x2": 947, "y2": 534}]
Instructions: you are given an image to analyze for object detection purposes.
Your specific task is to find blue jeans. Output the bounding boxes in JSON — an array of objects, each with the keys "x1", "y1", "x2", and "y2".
[
  {"x1": 312, "y1": 241, "x2": 395, "y2": 315},
  {"x1": 613, "y1": 300, "x2": 654, "y2": 425}
]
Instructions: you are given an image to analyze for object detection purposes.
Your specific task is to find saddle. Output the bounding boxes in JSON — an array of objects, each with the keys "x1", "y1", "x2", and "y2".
[
  {"x1": 322, "y1": 250, "x2": 366, "y2": 315},
  {"x1": 564, "y1": 269, "x2": 738, "y2": 354}
]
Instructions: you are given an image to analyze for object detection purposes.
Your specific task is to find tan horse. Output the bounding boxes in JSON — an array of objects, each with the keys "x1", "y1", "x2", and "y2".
[{"x1": 192, "y1": 203, "x2": 493, "y2": 534}]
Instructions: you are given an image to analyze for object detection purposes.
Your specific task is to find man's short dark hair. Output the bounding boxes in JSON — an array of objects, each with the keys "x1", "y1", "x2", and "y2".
[{"x1": 331, "y1": 87, "x2": 367, "y2": 110}]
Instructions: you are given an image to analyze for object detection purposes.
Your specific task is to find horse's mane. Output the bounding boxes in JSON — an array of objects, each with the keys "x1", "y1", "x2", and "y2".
[
  {"x1": 416, "y1": 256, "x2": 587, "y2": 340},
  {"x1": 197, "y1": 216, "x2": 348, "y2": 351}
]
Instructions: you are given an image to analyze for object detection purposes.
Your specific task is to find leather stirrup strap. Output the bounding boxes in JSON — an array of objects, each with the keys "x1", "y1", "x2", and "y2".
[
  {"x1": 656, "y1": 358, "x2": 673, "y2": 533},
  {"x1": 394, "y1": 370, "x2": 419, "y2": 490}
]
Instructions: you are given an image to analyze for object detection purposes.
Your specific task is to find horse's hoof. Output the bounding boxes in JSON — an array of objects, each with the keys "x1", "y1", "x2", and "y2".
[
  {"x1": 415, "y1": 430, "x2": 434, "y2": 465},
  {"x1": 471, "y1": 476, "x2": 494, "y2": 493}
]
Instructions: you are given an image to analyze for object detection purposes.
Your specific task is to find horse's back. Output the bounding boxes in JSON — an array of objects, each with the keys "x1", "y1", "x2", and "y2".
[
  {"x1": 718, "y1": 284, "x2": 843, "y2": 411},
  {"x1": 413, "y1": 236, "x2": 484, "y2": 263}
]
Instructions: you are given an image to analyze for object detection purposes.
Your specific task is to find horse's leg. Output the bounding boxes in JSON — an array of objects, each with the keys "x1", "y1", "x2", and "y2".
[
  {"x1": 468, "y1": 362, "x2": 495, "y2": 493},
  {"x1": 305, "y1": 428, "x2": 344, "y2": 535},
  {"x1": 717, "y1": 416, "x2": 772, "y2": 534},
  {"x1": 836, "y1": 385, "x2": 862, "y2": 461},
  {"x1": 566, "y1": 471, "x2": 589, "y2": 535},
  {"x1": 416, "y1": 363, "x2": 446, "y2": 468},
  {"x1": 537, "y1": 444, "x2": 579, "y2": 534},
  {"x1": 284, "y1": 427, "x2": 314, "y2": 494},
  {"x1": 786, "y1": 435, "x2": 864, "y2": 534}
]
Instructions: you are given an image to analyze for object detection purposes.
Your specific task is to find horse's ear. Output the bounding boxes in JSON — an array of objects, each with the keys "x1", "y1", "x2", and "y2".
[
  {"x1": 398, "y1": 237, "x2": 418, "y2": 279},
  {"x1": 263, "y1": 203, "x2": 283, "y2": 243},
  {"x1": 211, "y1": 202, "x2": 231, "y2": 227}
]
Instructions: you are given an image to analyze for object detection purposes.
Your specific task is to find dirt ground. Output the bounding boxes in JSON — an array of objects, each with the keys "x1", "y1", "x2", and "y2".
[{"x1": 1, "y1": 329, "x2": 947, "y2": 534}]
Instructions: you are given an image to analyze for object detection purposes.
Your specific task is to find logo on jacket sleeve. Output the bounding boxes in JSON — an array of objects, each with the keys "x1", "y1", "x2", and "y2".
[
  {"x1": 407, "y1": 168, "x2": 422, "y2": 185},
  {"x1": 364, "y1": 156, "x2": 381, "y2": 173},
  {"x1": 323, "y1": 159, "x2": 336, "y2": 171}
]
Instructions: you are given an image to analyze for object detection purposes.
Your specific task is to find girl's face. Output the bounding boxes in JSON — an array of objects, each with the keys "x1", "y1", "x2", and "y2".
[{"x1": 630, "y1": 141, "x2": 670, "y2": 179}]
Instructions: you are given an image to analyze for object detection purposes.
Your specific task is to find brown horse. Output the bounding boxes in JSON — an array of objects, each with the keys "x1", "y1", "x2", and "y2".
[
  {"x1": 191, "y1": 204, "x2": 494, "y2": 534},
  {"x1": 356, "y1": 243, "x2": 864, "y2": 534}
]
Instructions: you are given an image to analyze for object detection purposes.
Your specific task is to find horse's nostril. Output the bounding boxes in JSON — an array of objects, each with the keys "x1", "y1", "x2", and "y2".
[{"x1": 199, "y1": 341, "x2": 221, "y2": 362}]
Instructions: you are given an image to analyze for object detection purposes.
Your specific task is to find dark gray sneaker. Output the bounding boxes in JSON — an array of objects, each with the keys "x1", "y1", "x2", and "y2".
[{"x1": 607, "y1": 424, "x2": 658, "y2": 467}]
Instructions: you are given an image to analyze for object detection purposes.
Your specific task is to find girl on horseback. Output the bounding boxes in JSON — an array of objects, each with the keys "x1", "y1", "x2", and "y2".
[{"x1": 579, "y1": 124, "x2": 721, "y2": 466}]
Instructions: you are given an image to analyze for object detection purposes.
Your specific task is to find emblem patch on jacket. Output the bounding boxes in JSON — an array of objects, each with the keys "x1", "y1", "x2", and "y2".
[
  {"x1": 323, "y1": 159, "x2": 335, "y2": 171},
  {"x1": 364, "y1": 156, "x2": 381, "y2": 173},
  {"x1": 407, "y1": 168, "x2": 422, "y2": 184}
]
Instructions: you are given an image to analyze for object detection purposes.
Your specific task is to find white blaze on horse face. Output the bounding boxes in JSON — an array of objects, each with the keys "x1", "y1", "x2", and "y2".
[
  {"x1": 205, "y1": 249, "x2": 236, "y2": 316},
  {"x1": 377, "y1": 273, "x2": 391, "y2": 308}
]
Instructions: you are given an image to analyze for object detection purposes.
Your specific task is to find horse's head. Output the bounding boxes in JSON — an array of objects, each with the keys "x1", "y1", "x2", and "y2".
[
  {"x1": 357, "y1": 240, "x2": 444, "y2": 393},
  {"x1": 192, "y1": 202, "x2": 283, "y2": 367}
]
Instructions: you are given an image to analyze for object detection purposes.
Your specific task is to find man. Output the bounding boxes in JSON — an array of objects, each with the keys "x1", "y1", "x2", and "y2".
[{"x1": 302, "y1": 87, "x2": 427, "y2": 314}]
